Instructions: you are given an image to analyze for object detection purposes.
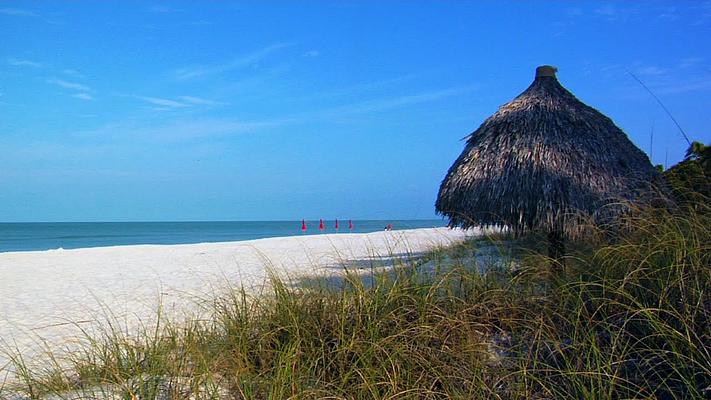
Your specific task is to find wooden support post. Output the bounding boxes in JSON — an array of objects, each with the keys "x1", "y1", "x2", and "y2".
[{"x1": 547, "y1": 230, "x2": 565, "y2": 262}]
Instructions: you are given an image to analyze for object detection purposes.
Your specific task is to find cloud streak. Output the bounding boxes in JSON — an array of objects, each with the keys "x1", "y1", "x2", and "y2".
[
  {"x1": 69, "y1": 86, "x2": 463, "y2": 144},
  {"x1": 0, "y1": 8, "x2": 38, "y2": 17},
  {"x1": 72, "y1": 93, "x2": 93, "y2": 101},
  {"x1": 46, "y1": 78, "x2": 95, "y2": 100},
  {"x1": 7, "y1": 58, "x2": 43, "y2": 68},
  {"x1": 313, "y1": 86, "x2": 476, "y2": 119},
  {"x1": 251, "y1": 85, "x2": 477, "y2": 127},
  {"x1": 654, "y1": 77, "x2": 711, "y2": 95},
  {"x1": 177, "y1": 95, "x2": 223, "y2": 106},
  {"x1": 136, "y1": 96, "x2": 188, "y2": 108},
  {"x1": 636, "y1": 66, "x2": 668, "y2": 76},
  {"x1": 134, "y1": 94, "x2": 224, "y2": 109},
  {"x1": 148, "y1": 5, "x2": 183, "y2": 13},
  {"x1": 299, "y1": 73, "x2": 423, "y2": 103},
  {"x1": 62, "y1": 68, "x2": 83, "y2": 77},
  {"x1": 75, "y1": 118, "x2": 278, "y2": 143},
  {"x1": 47, "y1": 78, "x2": 91, "y2": 92},
  {"x1": 174, "y1": 42, "x2": 288, "y2": 80}
]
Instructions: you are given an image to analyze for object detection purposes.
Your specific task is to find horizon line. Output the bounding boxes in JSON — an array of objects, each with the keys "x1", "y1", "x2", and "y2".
[{"x1": 0, "y1": 218, "x2": 445, "y2": 224}]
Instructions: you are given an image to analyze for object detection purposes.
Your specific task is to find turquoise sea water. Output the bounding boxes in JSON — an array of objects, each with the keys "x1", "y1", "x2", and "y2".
[{"x1": 0, "y1": 220, "x2": 446, "y2": 252}]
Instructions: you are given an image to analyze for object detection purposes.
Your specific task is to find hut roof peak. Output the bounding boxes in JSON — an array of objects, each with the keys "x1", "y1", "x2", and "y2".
[{"x1": 535, "y1": 65, "x2": 558, "y2": 79}]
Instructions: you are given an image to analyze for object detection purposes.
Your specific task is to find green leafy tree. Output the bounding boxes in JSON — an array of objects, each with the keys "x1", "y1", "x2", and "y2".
[
  {"x1": 663, "y1": 141, "x2": 710, "y2": 208},
  {"x1": 684, "y1": 141, "x2": 711, "y2": 173}
]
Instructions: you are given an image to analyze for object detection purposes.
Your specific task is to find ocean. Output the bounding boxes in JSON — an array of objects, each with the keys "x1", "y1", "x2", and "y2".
[{"x1": 0, "y1": 220, "x2": 447, "y2": 253}]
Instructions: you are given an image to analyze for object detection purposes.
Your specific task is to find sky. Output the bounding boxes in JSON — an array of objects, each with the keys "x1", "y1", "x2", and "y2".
[{"x1": 1, "y1": 1, "x2": 710, "y2": 222}]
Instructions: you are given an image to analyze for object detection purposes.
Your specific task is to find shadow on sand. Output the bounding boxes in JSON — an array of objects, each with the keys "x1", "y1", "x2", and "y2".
[{"x1": 292, "y1": 240, "x2": 516, "y2": 291}]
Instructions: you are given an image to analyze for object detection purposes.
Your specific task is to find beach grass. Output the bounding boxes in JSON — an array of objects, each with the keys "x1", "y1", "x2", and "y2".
[{"x1": 1, "y1": 202, "x2": 709, "y2": 399}]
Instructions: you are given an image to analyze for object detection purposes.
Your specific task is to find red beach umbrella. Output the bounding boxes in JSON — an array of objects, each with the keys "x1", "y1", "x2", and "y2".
[
  {"x1": 348, "y1": 219, "x2": 353, "y2": 230},
  {"x1": 301, "y1": 219, "x2": 307, "y2": 232},
  {"x1": 335, "y1": 218, "x2": 339, "y2": 230},
  {"x1": 319, "y1": 219, "x2": 325, "y2": 231}
]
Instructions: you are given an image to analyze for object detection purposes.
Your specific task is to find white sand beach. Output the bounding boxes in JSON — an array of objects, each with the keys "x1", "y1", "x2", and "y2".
[{"x1": 0, "y1": 227, "x2": 472, "y2": 368}]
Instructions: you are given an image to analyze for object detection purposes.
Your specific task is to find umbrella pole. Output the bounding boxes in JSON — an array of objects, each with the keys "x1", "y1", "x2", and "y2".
[{"x1": 547, "y1": 230, "x2": 565, "y2": 263}]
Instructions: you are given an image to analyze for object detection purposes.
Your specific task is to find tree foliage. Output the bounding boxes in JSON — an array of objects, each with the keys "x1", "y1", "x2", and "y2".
[{"x1": 663, "y1": 141, "x2": 710, "y2": 207}]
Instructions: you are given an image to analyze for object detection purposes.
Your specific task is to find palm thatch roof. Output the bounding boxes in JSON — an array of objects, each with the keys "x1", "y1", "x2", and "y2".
[{"x1": 436, "y1": 66, "x2": 657, "y2": 239}]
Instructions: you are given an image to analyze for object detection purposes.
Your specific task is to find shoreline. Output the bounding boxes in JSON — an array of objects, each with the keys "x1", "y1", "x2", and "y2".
[
  {"x1": 0, "y1": 227, "x2": 474, "y2": 368},
  {"x1": 0, "y1": 220, "x2": 447, "y2": 254},
  {"x1": 0, "y1": 228, "x2": 447, "y2": 256}
]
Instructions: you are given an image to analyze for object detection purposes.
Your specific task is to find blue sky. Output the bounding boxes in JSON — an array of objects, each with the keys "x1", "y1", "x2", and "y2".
[{"x1": 1, "y1": 1, "x2": 710, "y2": 222}]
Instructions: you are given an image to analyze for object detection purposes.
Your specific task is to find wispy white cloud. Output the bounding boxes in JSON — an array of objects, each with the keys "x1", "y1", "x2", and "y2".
[
  {"x1": 654, "y1": 77, "x2": 711, "y2": 95},
  {"x1": 295, "y1": 73, "x2": 422, "y2": 103},
  {"x1": 0, "y1": 8, "x2": 38, "y2": 17},
  {"x1": 566, "y1": 7, "x2": 584, "y2": 16},
  {"x1": 72, "y1": 93, "x2": 93, "y2": 101},
  {"x1": 148, "y1": 5, "x2": 182, "y2": 13},
  {"x1": 625, "y1": 57, "x2": 711, "y2": 95},
  {"x1": 132, "y1": 85, "x2": 472, "y2": 129},
  {"x1": 134, "y1": 95, "x2": 223, "y2": 109},
  {"x1": 184, "y1": 20, "x2": 212, "y2": 27},
  {"x1": 598, "y1": 4, "x2": 638, "y2": 22},
  {"x1": 174, "y1": 42, "x2": 289, "y2": 80},
  {"x1": 613, "y1": 60, "x2": 711, "y2": 97},
  {"x1": 135, "y1": 96, "x2": 188, "y2": 108},
  {"x1": 62, "y1": 68, "x2": 83, "y2": 76},
  {"x1": 691, "y1": 1, "x2": 711, "y2": 25},
  {"x1": 176, "y1": 95, "x2": 224, "y2": 106},
  {"x1": 560, "y1": 3, "x2": 636, "y2": 23},
  {"x1": 7, "y1": 57, "x2": 42, "y2": 68},
  {"x1": 679, "y1": 57, "x2": 702, "y2": 69},
  {"x1": 302, "y1": 50, "x2": 320, "y2": 58},
  {"x1": 636, "y1": 66, "x2": 668, "y2": 76},
  {"x1": 594, "y1": 5, "x2": 615, "y2": 15},
  {"x1": 75, "y1": 118, "x2": 278, "y2": 143},
  {"x1": 47, "y1": 78, "x2": 91, "y2": 92},
  {"x1": 142, "y1": 119, "x2": 276, "y2": 141},
  {"x1": 656, "y1": 6, "x2": 679, "y2": 21},
  {"x1": 318, "y1": 86, "x2": 475, "y2": 118},
  {"x1": 277, "y1": 85, "x2": 476, "y2": 125}
]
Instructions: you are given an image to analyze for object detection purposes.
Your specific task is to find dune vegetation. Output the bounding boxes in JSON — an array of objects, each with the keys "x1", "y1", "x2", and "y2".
[
  {"x1": 2, "y1": 144, "x2": 709, "y2": 399},
  {"x1": 1, "y1": 197, "x2": 708, "y2": 399}
]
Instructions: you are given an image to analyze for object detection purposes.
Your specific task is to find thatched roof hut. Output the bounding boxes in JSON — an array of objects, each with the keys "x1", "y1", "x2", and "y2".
[{"x1": 436, "y1": 66, "x2": 657, "y2": 241}]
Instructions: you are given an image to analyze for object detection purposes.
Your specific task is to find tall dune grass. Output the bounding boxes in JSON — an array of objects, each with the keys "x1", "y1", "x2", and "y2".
[{"x1": 1, "y1": 203, "x2": 709, "y2": 399}]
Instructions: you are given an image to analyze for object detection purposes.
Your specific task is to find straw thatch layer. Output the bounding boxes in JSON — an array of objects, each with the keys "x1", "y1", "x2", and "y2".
[{"x1": 436, "y1": 68, "x2": 657, "y2": 239}]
